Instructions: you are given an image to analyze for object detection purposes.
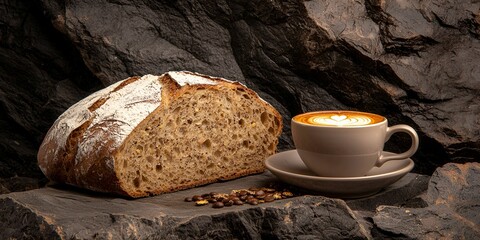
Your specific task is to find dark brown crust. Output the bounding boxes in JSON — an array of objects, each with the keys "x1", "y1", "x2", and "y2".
[
  {"x1": 38, "y1": 77, "x2": 143, "y2": 196},
  {"x1": 74, "y1": 121, "x2": 125, "y2": 194},
  {"x1": 77, "y1": 77, "x2": 144, "y2": 195},
  {"x1": 159, "y1": 74, "x2": 182, "y2": 106},
  {"x1": 113, "y1": 76, "x2": 141, "y2": 92}
]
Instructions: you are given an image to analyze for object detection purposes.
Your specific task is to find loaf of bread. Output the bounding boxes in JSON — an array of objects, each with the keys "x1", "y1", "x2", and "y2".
[{"x1": 38, "y1": 71, "x2": 282, "y2": 198}]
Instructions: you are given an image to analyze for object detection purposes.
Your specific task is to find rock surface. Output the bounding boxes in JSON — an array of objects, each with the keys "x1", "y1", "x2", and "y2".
[
  {"x1": 372, "y1": 162, "x2": 480, "y2": 239},
  {"x1": 1, "y1": 162, "x2": 479, "y2": 239},
  {"x1": 0, "y1": 172, "x2": 369, "y2": 240},
  {"x1": 0, "y1": 176, "x2": 47, "y2": 194},
  {"x1": 1, "y1": 1, "x2": 479, "y2": 187},
  {"x1": 0, "y1": 0, "x2": 101, "y2": 185}
]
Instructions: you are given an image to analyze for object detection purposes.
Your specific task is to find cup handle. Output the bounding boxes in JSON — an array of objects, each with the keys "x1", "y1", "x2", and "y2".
[{"x1": 375, "y1": 124, "x2": 419, "y2": 167}]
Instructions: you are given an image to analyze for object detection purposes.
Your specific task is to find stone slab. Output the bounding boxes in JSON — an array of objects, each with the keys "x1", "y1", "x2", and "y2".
[
  {"x1": 1, "y1": 172, "x2": 371, "y2": 239},
  {"x1": 372, "y1": 162, "x2": 480, "y2": 239},
  {"x1": 3, "y1": 166, "x2": 474, "y2": 239}
]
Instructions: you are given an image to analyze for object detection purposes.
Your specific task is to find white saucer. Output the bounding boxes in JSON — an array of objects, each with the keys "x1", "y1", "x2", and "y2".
[{"x1": 265, "y1": 150, "x2": 414, "y2": 198}]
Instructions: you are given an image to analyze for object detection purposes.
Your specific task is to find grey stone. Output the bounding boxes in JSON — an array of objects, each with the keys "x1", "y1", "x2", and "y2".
[
  {"x1": 346, "y1": 173, "x2": 430, "y2": 239},
  {"x1": 0, "y1": 172, "x2": 368, "y2": 239},
  {"x1": 0, "y1": 183, "x2": 8, "y2": 194},
  {"x1": 346, "y1": 173, "x2": 430, "y2": 212},
  {"x1": 0, "y1": 176, "x2": 47, "y2": 194},
  {"x1": 372, "y1": 162, "x2": 480, "y2": 239},
  {"x1": 1, "y1": 162, "x2": 478, "y2": 239},
  {"x1": 0, "y1": 0, "x2": 102, "y2": 183}
]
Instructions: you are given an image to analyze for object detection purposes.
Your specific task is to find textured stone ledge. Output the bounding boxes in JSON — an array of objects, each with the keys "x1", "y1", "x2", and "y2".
[{"x1": 1, "y1": 162, "x2": 479, "y2": 239}]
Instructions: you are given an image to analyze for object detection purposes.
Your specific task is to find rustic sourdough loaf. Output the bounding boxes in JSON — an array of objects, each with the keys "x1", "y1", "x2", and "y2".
[{"x1": 38, "y1": 71, "x2": 282, "y2": 198}]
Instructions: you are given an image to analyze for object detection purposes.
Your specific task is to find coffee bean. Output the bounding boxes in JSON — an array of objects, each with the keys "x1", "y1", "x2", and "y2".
[
  {"x1": 256, "y1": 195, "x2": 266, "y2": 199},
  {"x1": 195, "y1": 200, "x2": 209, "y2": 206},
  {"x1": 246, "y1": 195, "x2": 256, "y2": 200},
  {"x1": 212, "y1": 202, "x2": 224, "y2": 208},
  {"x1": 234, "y1": 200, "x2": 244, "y2": 205},
  {"x1": 239, "y1": 195, "x2": 248, "y2": 201},
  {"x1": 263, "y1": 188, "x2": 276, "y2": 193},
  {"x1": 264, "y1": 194, "x2": 275, "y2": 202},
  {"x1": 224, "y1": 200, "x2": 234, "y2": 207},
  {"x1": 229, "y1": 196, "x2": 240, "y2": 202},
  {"x1": 208, "y1": 198, "x2": 217, "y2": 203},
  {"x1": 192, "y1": 195, "x2": 203, "y2": 201},
  {"x1": 255, "y1": 190, "x2": 265, "y2": 197},
  {"x1": 255, "y1": 190, "x2": 266, "y2": 199},
  {"x1": 273, "y1": 193, "x2": 282, "y2": 200},
  {"x1": 239, "y1": 190, "x2": 248, "y2": 196},
  {"x1": 247, "y1": 199, "x2": 259, "y2": 205},
  {"x1": 184, "y1": 197, "x2": 193, "y2": 202},
  {"x1": 282, "y1": 191, "x2": 294, "y2": 198}
]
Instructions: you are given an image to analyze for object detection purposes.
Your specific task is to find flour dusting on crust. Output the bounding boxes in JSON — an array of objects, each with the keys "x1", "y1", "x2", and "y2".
[
  {"x1": 76, "y1": 74, "x2": 163, "y2": 166},
  {"x1": 40, "y1": 80, "x2": 124, "y2": 171},
  {"x1": 167, "y1": 71, "x2": 218, "y2": 86}
]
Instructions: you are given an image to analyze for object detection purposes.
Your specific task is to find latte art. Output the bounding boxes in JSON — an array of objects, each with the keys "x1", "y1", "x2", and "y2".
[
  {"x1": 311, "y1": 114, "x2": 372, "y2": 126},
  {"x1": 293, "y1": 111, "x2": 384, "y2": 127}
]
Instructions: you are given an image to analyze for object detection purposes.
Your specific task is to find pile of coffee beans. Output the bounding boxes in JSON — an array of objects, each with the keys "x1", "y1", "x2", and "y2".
[{"x1": 184, "y1": 187, "x2": 295, "y2": 208}]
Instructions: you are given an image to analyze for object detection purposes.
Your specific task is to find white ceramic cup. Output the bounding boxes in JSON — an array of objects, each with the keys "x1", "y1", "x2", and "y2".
[{"x1": 291, "y1": 110, "x2": 419, "y2": 177}]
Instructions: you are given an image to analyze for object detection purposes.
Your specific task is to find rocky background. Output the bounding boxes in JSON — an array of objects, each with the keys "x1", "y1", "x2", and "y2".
[{"x1": 1, "y1": 0, "x2": 480, "y2": 193}]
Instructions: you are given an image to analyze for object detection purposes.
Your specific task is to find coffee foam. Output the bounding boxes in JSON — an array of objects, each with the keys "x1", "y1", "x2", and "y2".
[{"x1": 294, "y1": 111, "x2": 384, "y2": 126}]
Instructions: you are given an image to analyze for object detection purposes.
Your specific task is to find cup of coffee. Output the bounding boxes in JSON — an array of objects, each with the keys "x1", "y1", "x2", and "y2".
[{"x1": 291, "y1": 110, "x2": 419, "y2": 177}]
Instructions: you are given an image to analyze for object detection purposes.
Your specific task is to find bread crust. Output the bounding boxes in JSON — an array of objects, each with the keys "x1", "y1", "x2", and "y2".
[{"x1": 38, "y1": 71, "x2": 282, "y2": 197}]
